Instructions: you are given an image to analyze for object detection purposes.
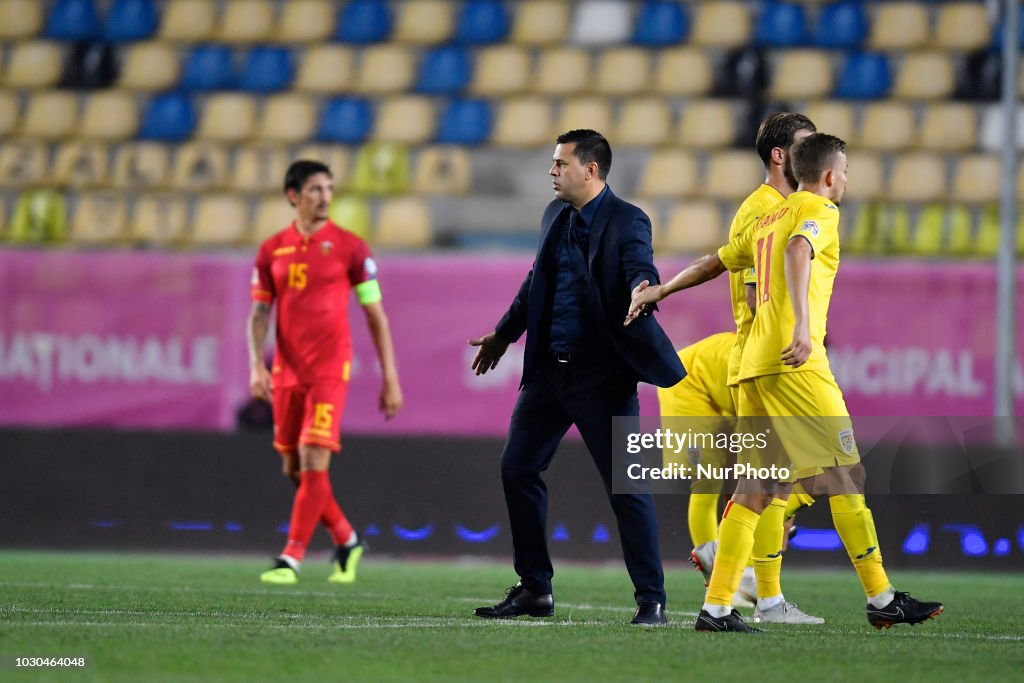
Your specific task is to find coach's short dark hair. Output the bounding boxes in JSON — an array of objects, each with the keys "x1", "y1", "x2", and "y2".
[
  {"x1": 791, "y1": 133, "x2": 847, "y2": 185},
  {"x1": 755, "y1": 113, "x2": 817, "y2": 167},
  {"x1": 556, "y1": 129, "x2": 612, "y2": 180},
  {"x1": 283, "y1": 160, "x2": 332, "y2": 195}
]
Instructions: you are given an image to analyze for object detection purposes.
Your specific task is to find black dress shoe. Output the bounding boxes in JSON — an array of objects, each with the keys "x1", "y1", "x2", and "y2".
[
  {"x1": 631, "y1": 600, "x2": 667, "y2": 626},
  {"x1": 474, "y1": 582, "x2": 554, "y2": 619}
]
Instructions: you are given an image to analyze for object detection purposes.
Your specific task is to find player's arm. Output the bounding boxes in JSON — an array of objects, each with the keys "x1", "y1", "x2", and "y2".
[
  {"x1": 361, "y1": 300, "x2": 403, "y2": 420},
  {"x1": 624, "y1": 252, "x2": 726, "y2": 326},
  {"x1": 247, "y1": 301, "x2": 273, "y2": 402},
  {"x1": 781, "y1": 236, "x2": 813, "y2": 368}
]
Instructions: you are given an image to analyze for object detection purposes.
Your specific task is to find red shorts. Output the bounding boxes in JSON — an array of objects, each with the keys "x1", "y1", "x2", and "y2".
[{"x1": 272, "y1": 377, "x2": 350, "y2": 453}]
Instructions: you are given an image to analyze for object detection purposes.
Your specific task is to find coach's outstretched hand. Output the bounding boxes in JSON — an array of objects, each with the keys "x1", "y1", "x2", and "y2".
[{"x1": 469, "y1": 333, "x2": 510, "y2": 375}]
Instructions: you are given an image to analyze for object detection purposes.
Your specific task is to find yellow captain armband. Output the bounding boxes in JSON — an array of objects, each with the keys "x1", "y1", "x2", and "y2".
[{"x1": 355, "y1": 279, "x2": 382, "y2": 305}]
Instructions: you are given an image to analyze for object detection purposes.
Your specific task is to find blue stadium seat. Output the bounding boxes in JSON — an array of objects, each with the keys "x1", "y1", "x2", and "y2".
[
  {"x1": 139, "y1": 92, "x2": 196, "y2": 141},
  {"x1": 336, "y1": 0, "x2": 392, "y2": 44},
  {"x1": 754, "y1": 1, "x2": 809, "y2": 47},
  {"x1": 633, "y1": 1, "x2": 689, "y2": 46},
  {"x1": 238, "y1": 47, "x2": 294, "y2": 92},
  {"x1": 317, "y1": 98, "x2": 373, "y2": 143},
  {"x1": 44, "y1": 0, "x2": 101, "y2": 41},
  {"x1": 815, "y1": 1, "x2": 867, "y2": 49},
  {"x1": 455, "y1": 1, "x2": 509, "y2": 45},
  {"x1": 417, "y1": 46, "x2": 472, "y2": 94},
  {"x1": 181, "y1": 45, "x2": 234, "y2": 91},
  {"x1": 993, "y1": 4, "x2": 1024, "y2": 49},
  {"x1": 436, "y1": 99, "x2": 492, "y2": 145},
  {"x1": 834, "y1": 51, "x2": 891, "y2": 99},
  {"x1": 104, "y1": 0, "x2": 159, "y2": 42}
]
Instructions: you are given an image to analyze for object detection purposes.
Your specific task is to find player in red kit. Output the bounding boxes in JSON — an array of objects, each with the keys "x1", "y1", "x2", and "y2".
[{"x1": 248, "y1": 160, "x2": 403, "y2": 585}]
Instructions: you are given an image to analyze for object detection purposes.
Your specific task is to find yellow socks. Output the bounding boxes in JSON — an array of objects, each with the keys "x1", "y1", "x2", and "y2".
[
  {"x1": 705, "y1": 501, "x2": 759, "y2": 609},
  {"x1": 688, "y1": 493, "x2": 720, "y2": 547},
  {"x1": 830, "y1": 494, "x2": 891, "y2": 599},
  {"x1": 751, "y1": 497, "x2": 787, "y2": 600}
]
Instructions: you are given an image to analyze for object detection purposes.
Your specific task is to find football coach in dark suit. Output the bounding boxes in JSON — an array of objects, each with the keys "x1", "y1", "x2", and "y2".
[{"x1": 469, "y1": 129, "x2": 686, "y2": 626}]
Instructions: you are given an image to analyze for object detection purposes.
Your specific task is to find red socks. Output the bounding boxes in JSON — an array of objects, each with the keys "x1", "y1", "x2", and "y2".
[
  {"x1": 281, "y1": 470, "x2": 331, "y2": 562},
  {"x1": 321, "y1": 488, "x2": 354, "y2": 547}
]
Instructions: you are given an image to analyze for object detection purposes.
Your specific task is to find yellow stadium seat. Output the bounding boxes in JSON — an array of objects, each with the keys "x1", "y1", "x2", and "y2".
[
  {"x1": 20, "y1": 92, "x2": 77, "y2": 139},
  {"x1": 231, "y1": 146, "x2": 290, "y2": 193},
  {"x1": 636, "y1": 150, "x2": 699, "y2": 198},
  {"x1": 197, "y1": 94, "x2": 257, "y2": 142},
  {"x1": 375, "y1": 197, "x2": 432, "y2": 250},
  {"x1": 951, "y1": 155, "x2": 1001, "y2": 204},
  {"x1": 471, "y1": 46, "x2": 531, "y2": 96},
  {"x1": 192, "y1": 195, "x2": 251, "y2": 246},
  {"x1": 294, "y1": 145, "x2": 351, "y2": 188},
  {"x1": 53, "y1": 142, "x2": 109, "y2": 188},
  {"x1": 844, "y1": 151, "x2": 884, "y2": 202},
  {"x1": 554, "y1": 97, "x2": 612, "y2": 142},
  {"x1": 595, "y1": 48, "x2": 652, "y2": 96},
  {"x1": 846, "y1": 202, "x2": 910, "y2": 255},
  {"x1": 535, "y1": 47, "x2": 591, "y2": 95},
  {"x1": 770, "y1": 50, "x2": 833, "y2": 100},
  {"x1": 329, "y1": 195, "x2": 370, "y2": 239},
  {"x1": 218, "y1": 0, "x2": 274, "y2": 43},
  {"x1": 355, "y1": 46, "x2": 414, "y2": 95},
  {"x1": 934, "y1": 3, "x2": 991, "y2": 50},
  {"x1": 704, "y1": 152, "x2": 763, "y2": 201},
  {"x1": 254, "y1": 196, "x2": 299, "y2": 243},
  {"x1": 295, "y1": 46, "x2": 354, "y2": 93},
  {"x1": 3, "y1": 41, "x2": 62, "y2": 88},
  {"x1": 0, "y1": 140, "x2": 47, "y2": 187},
  {"x1": 512, "y1": 1, "x2": 570, "y2": 45},
  {"x1": 691, "y1": 1, "x2": 751, "y2": 47},
  {"x1": 412, "y1": 146, "x2": 472, "y2": 195},
  {"x1": 677, "y1": 101, "x2": 736, "y2": 149},
  {"x1": 118, "y1": 42, "x2": 180, "y2": 91},
  {"x1": 661, "y1": 201, "x2": 725, "y2": 254},
  {"x1": 160, "y1": 0, "x2": 217, "y2": 41},
  {"x1": 131, "y1": 195, "x2": 190, "y2": 246},
  {"x1": 653, "y1": 48, "x2": 712, "y2": 96},
  {"x1": 888, "y1": 153, "x2": 947, "y2": 203},
  {"x1": 0, "y1": 91, "x2": 19, "y2": 138},
  {"x1": 0, "y1": 0, "x2": 43, "y2": 39},
  {"x1": 917, "y1": 103, "x2": 977, "y2": 152},
  {"x1": 171, "y1": 143, "x2": 229, "y2": 191},
  {"x1": 893, "y1": 52, "x2": 954, "y2": 100},
  {"x1": 804, "y1": 101, "x2": 855, "y2": 144},
  {"x1": 0, "y1": 194, "x2": 6, "y2": 237},
  {"x1": 112, "y1": 143, "x2": 170, "y2": 189},
  {"x1": 257, "y1": 94, "x2": 316, "y2": 143},
  {"x1": 869, "y1": 2, "x2": 929, "y2": 50},
  {"x1": 393, "y1": 0, "x2": 453, "y2": 44},
  {"x1": 276, "y1": 0, "x2": 334, "y2": 43},
  {"x1": 70, "y1": 193, "x2": 128, "y2": 245},
  {"x1": 915, "y1": 203, "x2": 973, "y2": 257},
  {"x1": 80, "y1": 92, "x2": 138, "y2": 141},
  {"x1": 493, "y1": 98, "x2": 554, "y2": 147},
  {"x1": 859, "y1": 102, "x2": 915, "y2": 151},
  {"x1": 350, "y1": 142, "x2": 410, "y2": 195},
  {"x1": 374, "y1": 96, "x2": 435, "y2": 144},
  {"x1": 6, "y1": 188, "x2": 67, "y2": 243},
  {"x1": 614, "y1": 99, "x2": 672, "y2": 147}
]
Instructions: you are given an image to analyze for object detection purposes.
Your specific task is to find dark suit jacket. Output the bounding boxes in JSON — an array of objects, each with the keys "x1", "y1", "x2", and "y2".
[{"x1": 494, "y1": 187, "x2": 686, "y2": 389}]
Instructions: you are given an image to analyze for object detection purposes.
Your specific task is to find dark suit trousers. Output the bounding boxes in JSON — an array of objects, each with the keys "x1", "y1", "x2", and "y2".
[{"x1": 499, "y1": 354, "x2": 666, "y2": 606}]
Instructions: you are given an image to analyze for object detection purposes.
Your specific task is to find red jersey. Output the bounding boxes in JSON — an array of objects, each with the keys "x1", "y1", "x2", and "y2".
[{"x1": 252, "y1": 220, "x2": 376, "y2": 387}]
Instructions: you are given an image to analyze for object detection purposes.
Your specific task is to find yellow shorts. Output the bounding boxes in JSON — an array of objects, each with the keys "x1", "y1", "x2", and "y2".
[{"x1": 734, "y1": 380, "x2": 792, "y2": 481}]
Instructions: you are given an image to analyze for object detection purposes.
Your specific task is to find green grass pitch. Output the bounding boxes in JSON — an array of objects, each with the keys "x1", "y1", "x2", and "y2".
[{"x1": 1, "y1": 550, "x2": 1022, "y2": 682}]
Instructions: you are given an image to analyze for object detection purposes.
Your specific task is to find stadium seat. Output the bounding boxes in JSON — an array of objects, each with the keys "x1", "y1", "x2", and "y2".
[
  {"x1": 196, "y1": 94, "x2": 256, "y2": 142},
  {"x1": 336, "y1": 0, "x2": 392, "y2": 44},
  {"x1": 918, "y1": 104, "x2": 977, "y2": 152},
  {"x1": 893, "y1": 52, "x2": 954, "y2": 100},
  {"x1": 276, "y1": 0, "x2": 334, "y2": 43},
  {"x1": 44, "y1": 0, "x2": 101, "y2": 41},
  {"x1": 713, "y1": 46, "x2": 769, "y2": 98},
  {"x1": 3, "y1": 42, "x2": 63, "y2": 88},
  {"x1": 633, "y1": 1, "x2": 689, "y2": 46},
  {"x1": 977, "y1": 205, "x2": 1024, "y2": 256},
  {"x1": 20, "y1": 91, "x2": 77, "y2": 139},
  {"x1": 171, "y1": 142, "x2": 229, "y2": 190},
  {"x1": 7, "y1": 189, "x2": 67, "y2": 243},
  {"x1": 534, "y1": 47, "x2": 591, "y2": 95},
  {"x1": 653, "y1": 48, "x2": 712, "y2": 95},
  {"x1": 595, "y1": 48, "x2": 651, "y2": 96},
  {"x1": 955, "y1": 49, "x2": 1001, "y2": 101},
  {"x1": 181, "y1": 45, "x2": 234, "y2": 91},
  {"x1": 118, "y1": 42, "x2": 179, "y2": 90},
  {"x1": 131, "y1": 194, "x2": 189, "y2": 246},
  {"x1": 218, "y1": 0, "x2": 274, "y2": 43},
  {"x1": 951, "y1": 155, "x2": 1001, "y2": 204},
  {"x1": 934, "y1": 3, "x2": 991, "y2": 50},
  {"x1": 104, "y1": 0, "x2": 158, "y2": 42},
  {"x1": 677, "y1": 100, "x2": 736, "y2": 149},
  {"x1": 254, "y1": 196, "x2": 299, "y2": 242},
  {"x1": 858, "y1": 102, "x2": 915, "y2": 151},
  {"x1": 375, "y1": 197, "x2": 432, "y2": 249},
  {"x1": 70, "y1": 193, "x2": 128, "y2": 244},
  {"x1": 355, "y1": 45, "x2": 414, "y2": 94},
  {"x1": 704, "y1": 152, "x2": 763, "y2": 200},
  {"x1": 230, "y1": 146, "x2": 289, "y2": 193},
  {"x1": 888, "y1": 153, "x2": 947, "y2": 202},
  {"x1": 804, "y1": 100, "x2": 855, "y2": 143},
  {"x1": 553, "y1": 97, "x2": 612, "y2": 142},
  {"x1": 755, "y1": 2, "x2": 810, "y2": 47},
  {"x1": 661, "y1": 201, "x2": 724, "y2": 254},
  {"x1": 350, "y1": 142, "x2": 410, "y2": 195},
  {"x1": 417, "y1": 46, "x2": 472, "y2": 94},
  {"x1": 493, "y1": 97, "x2": 553, "y2": 147},
  {"x1": 53, "y1": 142, "x2": 108, "y2": 188},
  {"x1": 435, "y1": 99, "x2": 493, "y2": 145},
  {"x1": 295, "y1": 46, "x2": 354, "y2": 93},
  {"x1": 412, "y1": 146, "x2": 472, "y2": 195},
  {"x1": 691, "y1": 1, "x2": 750, "y2": 47},
  {"x1": 915, "y1": 203, "x2": 973, "y2": 256},
  {"x1": 238, "y1": 47, "x2": 295, "y2": 93},
  {"x1": 80, "y1": 92, "x2": 138, "y2": 140},
  {"x1": 868, "y1": 2, "x2": 928, "y2": 50},
  {"x1": 257, "y1": 94, "x2": 316, "y2": 144},
  {"x1": 614, "y1": 99, "x2": 672, "y2": 147},
  {"x1": 159, "y1": 0, "x2": 216, "y2": 42},
  {"x1": 834, "y1": 51, "x2": 891, "y2": 99},
  {"x1": 0, "y1": 92, "x2": 19, "y2": 137},
  {"x1": 393, "y1": 0, "x2": 453, "y2": 44},
  {"x1": 60, "y1": 41, "x2": 118, "y2": 89},
  {"x1": 374, "y1": 96, "x2": 435, "y2": 144},
  {"x1": 328, "y1": 195, "x2": 371, "y2": 239},
  {"x1": 0, "y1": 140, "x2": 48, "y2": 187},
  {"x1": 636, "y1": 150, "x2": 698, "y2": 198},
  {"x1": 317, "y1": 98, "x2": 373, "y2": 144},
  {"x1": 0, "y1": 195, "x2": 6, "y2": 238},
  {"x1": 979, "y1": 105, "x2": 1024, "y2": 153},
  {"x1": 471, "y1": 46, "x2": 531, "y2": 96},
  {"x1": 512, "y1": 1, "x2": 570, "y2": 46},
  {"x1": 846, "y1": 202, "x2": 909, "y2": 254},
  {"x1": 770, "y1": 49, "x2": 833, "y2": 99},
  {"x1": 815, "y1": 1, "x2": 867, "y2": 49},
  {"x1": 111, "y1": 143, "x2": 169, "y2": 188},
  {"x1": 844, "y1": 151, "x2": 884, "y2": 202},
  {"x1": 571, "y1": 0, "x2": 632, "y2": 46},
  {"x1": 455, "y1": 0, "x2": 509, "y2": 45},
  {"x1": 0, "y1": 0, "x2": 44, "y2": 39},
  {"x1": 294, "y1": 144, "x2": 351, "y2": 188},
  {"x1": 192, "y1": 195, "x2": 250, "y2": 246}
]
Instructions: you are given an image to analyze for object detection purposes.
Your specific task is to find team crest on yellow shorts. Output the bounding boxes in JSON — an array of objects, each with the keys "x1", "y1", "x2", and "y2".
[{"x1": 838, "y1": 428, "x2": 856, "y2": 454}]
